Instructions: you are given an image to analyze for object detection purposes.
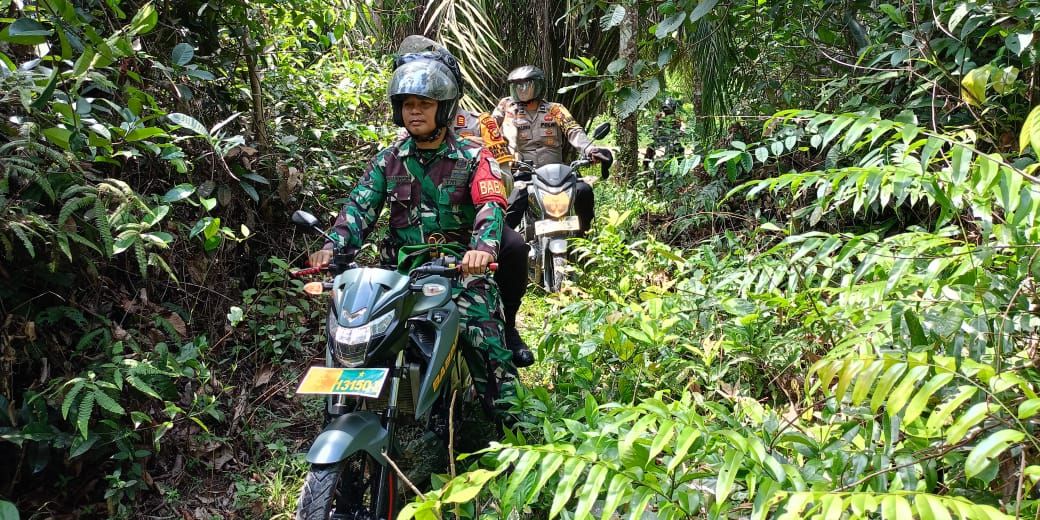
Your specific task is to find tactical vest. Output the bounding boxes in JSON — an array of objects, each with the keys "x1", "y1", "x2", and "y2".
[
  {"x1": 382, "y1": 141, "x2": 479, "y2": 247},
  {"x1": 500, "y1": 99, "x2": 563, "y2": 166}
]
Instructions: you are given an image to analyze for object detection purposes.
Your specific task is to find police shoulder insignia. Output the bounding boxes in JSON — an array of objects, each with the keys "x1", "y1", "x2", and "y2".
[{"x1": 456, "y1": 114, "x2": 466, "y2": 128}]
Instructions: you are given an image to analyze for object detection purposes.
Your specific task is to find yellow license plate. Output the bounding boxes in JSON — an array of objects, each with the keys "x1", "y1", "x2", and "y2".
[
  {"x1": 534, "y1": 216, "x2": 579, "y2": 235},
  {"x1": 296, "y1": 367, "x2": 389, "y2": 398}
]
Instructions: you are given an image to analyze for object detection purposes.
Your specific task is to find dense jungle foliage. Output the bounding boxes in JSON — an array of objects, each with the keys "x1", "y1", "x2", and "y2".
[{"x1": 2, "y1": 0, "x2": 1040, "y2": 518}]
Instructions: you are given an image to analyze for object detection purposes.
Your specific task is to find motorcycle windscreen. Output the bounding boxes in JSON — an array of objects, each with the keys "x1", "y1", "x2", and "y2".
[
  {"x1": 534, "y1": 163, "x2": 576, "y2": 187},
  {"x1": 333, "y1": 268, "x2": 411, "y2": 327}
]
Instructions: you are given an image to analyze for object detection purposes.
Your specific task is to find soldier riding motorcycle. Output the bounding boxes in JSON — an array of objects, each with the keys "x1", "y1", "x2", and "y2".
[{"x1": 292, "y1": 211, "x2": 496, "y2": 520}]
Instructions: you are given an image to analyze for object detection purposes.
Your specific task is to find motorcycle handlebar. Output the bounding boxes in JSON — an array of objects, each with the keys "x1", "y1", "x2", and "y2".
[
  {"x1": 411, "y1": 262, "x2": 498, "y2": 278},
  {"x1": 291, "y1": 266, "x2": 326, "y2": 277}
]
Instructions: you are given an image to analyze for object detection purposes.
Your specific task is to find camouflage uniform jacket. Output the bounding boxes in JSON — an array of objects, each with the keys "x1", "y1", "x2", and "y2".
[
  {"x1": 492, "y1": 97, "x2": 592, "y2": 167},
  {"x1": 327, "y1": 132, "x2": 508, "y2": 262}
]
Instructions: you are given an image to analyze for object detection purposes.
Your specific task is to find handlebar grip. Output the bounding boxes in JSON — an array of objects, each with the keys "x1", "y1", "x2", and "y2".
[{"x1": 292, "y1": 266, "x2": 324, "y2": 277}]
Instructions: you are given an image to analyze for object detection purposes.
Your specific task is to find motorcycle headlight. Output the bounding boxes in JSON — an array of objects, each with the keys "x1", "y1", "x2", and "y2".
[
  {"x1": 328, "y1": 311, "x2": 395, "y2": 367},
  {"x1": 541, "y1": 191, "x2": 571, "y2": 218}
]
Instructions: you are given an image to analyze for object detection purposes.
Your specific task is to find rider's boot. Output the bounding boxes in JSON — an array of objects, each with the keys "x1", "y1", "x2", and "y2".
[
  {"x1": 505, "y1": 323, "x2": 534, "y2": 368},
  {"x1": 503, "y1": 302, "x2": 534, "y2": 367}
]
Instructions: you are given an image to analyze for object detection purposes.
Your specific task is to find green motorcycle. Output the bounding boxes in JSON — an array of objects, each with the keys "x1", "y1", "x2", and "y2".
[{"x1": 290, "y1": 210, "x2": 487, "y2": 520}]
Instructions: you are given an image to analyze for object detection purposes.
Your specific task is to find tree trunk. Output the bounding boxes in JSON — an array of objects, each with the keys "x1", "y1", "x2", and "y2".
[
  {"x1": 617, "y1": 0, "x2": 639, "y2": 178},
  {"x1": 242, "y1": 31, "x2": 269, "y2": 149}
]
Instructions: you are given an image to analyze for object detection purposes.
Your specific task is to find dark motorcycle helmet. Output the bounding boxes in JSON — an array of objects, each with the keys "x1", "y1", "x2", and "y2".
[
  {"x1": 388, "y1": 58, "x2": 460, "y2": 128},
  {"x1": 662, "y1": 97, "x2": 678, "y2": 114},
  {"x1": 506, "y1": 65, "x2": 545, "y2": 102},
  {"x1": 394, "y1": 36, "x2": 465, "y2": 96}
]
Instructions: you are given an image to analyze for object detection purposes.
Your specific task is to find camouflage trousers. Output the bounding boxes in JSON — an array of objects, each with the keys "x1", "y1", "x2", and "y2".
[{"x1": 454, "y1": 275, "x2": 515, "y2": 412}]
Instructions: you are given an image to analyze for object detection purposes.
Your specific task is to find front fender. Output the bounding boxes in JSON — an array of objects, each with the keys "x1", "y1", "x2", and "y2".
[{"x1": 306, "y1": 411, "x2": 388, "y2": 465}]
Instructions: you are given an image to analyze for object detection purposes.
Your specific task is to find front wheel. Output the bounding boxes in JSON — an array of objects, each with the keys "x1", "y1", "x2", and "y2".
[
  {"x1": 548, "y1": 255, "x2": 566, "y2": 293},
  {"x1": 296, "y1": 453, "x2": 391, "y2": 520}
]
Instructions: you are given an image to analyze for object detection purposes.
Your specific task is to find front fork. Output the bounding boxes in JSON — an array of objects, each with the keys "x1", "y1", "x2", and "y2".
[{"x1": 375, "y1": 349, "x2": 406, "y2": 516}]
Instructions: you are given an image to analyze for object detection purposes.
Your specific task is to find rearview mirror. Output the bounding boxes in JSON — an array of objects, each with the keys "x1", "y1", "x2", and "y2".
[
  {"x1": 292, "y1": 210, "x2": 322, "y2": 233},
  {"x1": 591, "y1": 122, "x2": 611, "y2": 140}
]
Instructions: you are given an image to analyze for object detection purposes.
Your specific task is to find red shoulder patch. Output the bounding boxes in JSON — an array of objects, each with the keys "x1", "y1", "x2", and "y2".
[
  {"x1": 455, "y1": 114, "x2": 466, "y2": 128},
  {"x1": 470, "y1": 151, "x2": 507, "y2": 206}
]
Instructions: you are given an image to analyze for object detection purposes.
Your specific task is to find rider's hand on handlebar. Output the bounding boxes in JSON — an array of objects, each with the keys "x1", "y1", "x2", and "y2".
[
  {"x1": 308, "y1": 249, "x2": 333, "y2": 268},
  {"x1": 460, "y1": 250, "x2": 494, "y2": 276},
  {"x1": 586, "y1": 147, "x2": 613, "y2": 164}
]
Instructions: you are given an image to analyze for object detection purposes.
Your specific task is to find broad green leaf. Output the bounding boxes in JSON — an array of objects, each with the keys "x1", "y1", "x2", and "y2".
[
  {"x1": 1018, "y1": 398, "x2": 1040, "y2": 419},
  {"x1": 30, "y1": 67, "x2": 59, "y2": 110},
  {"x1": 528, "y1": 452, "x2": 565, "y2": 504},
  {"x1": 657, "y1": 46, "x2": 673, "y2": 68},
  {"x1": 1006, "y1": 32, "x2": 1033, "y2": 56},
  {"x1": 881, "y1": 495, "x2": 912, "y2": 520},
  {"x1": 914, "y1": 494, "x2": 952, "y2": 520},
  {"x1": 689, "y1": 0, "x2": 719, "y2": 23},
  {"x1": 599, "y1": 4, "x2": 625, "y2": 30},
  {"x1": 991, "y1": 66, "x2": 1019, "y2": 94},
  {"x1": 69, "y1": 434, "x2": 99, "y2": 459},
  {"x1": 834, "y1": 358, "x2": 864, "y2": 403},
  {"x1": 549, "y1": 458, "x2": 585, "y2": 519},
  {"x1": 925, "y1": 386, "x2": 976, "y2": 432},
  {"x1": 0, "y1": 500, "x2": 19, "y2": 520},
  {"x1": 965, "y1": 429, "x2": 1026, "y2": 478},
  {"x1": 1019, "y1": 105, "x2": 1040, "y2": 154},
  {"x1": 503, "y1": 450, "x2": 539, "y2": 501},
  {"x1": 3, "y1": 18, "x2": 52, "y2": 45},
  {"x1": 43, "y1": 127, "x2": 72, "y2": 150},
  {"x1": 715, "y1": 449, "x2": 744, "y2": 504},
  {"x1": 960, "y1": 66, "x2": 990, "y2": 106},
  {"x1": 648, "y1": 419, "x2": 675, "y2": 460},
  {"x1": 125, "y1": 127, "x2": 168, "y2": 142},
  {"x1": 817, "y1": 493, "x2": 843, "y2": 520},
  {"x1": 128, "y1": 2, "x2": 158, "y2": 35},
  {"x1": 668, "y1": 426, "x2": 699, "y2": 473},
  {"x1": 599, "y1": 473, "x2": 631, "y2": 520},
  {"x1": 851, "y1": 360, "x2": 886, "y2": 406},
  {"x1": 948, "y1": 3, "x2": 970, "y2": 32},
  {"x1": 171, "y1": 42, "x2": 194, "y2": 66},
  {"x1": 902, "y1": 372, "x2": 954, "y2": 424},
  {"x1": 887, "y1": 365, "x2": 930, "y2": 417},
  {"x1": 946, "y1": 402, "x2": 995, "y2": 444},
  {"x1": 655, "y1": 13, "x2": 686, "y2": 38},
  {"x1": 950, "y1": 145, "x2": 972, "y2": 184},
  {"x1": 777, "y1": 492, "x2": 812, "y2": 520},
  {"x1": 163, "y1": 183, "x2": 195, "y2": 202},
  {"x1": 443, "y1": 469, "x2": 497, "y2": 503},
  {"x1": 168, "y1": 112, "x2": 208, "y2": 136},
  {"x1": 573, "y1": 464, "x2": 608, "y2": 519},
  {"x1": 871, "y1": 362, "x2": 907, "y2": 413}
]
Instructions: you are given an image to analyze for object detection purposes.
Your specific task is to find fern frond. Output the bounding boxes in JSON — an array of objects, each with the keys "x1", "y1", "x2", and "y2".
[
  {"x1": 92, "y1": 388, "x2": 126, "y2": 416},
  {"x1": 59, "y1": 195, "x2": 96, "y2": 227},
  {"x1": 147, "y1": 252, "x2": 178, "y2": 282},
  {"x1": 133, "y1": 241, "x2": 147, "y2": 278},
  {"x1": 125, "y1": 374, "x2": 160, "y2": 399},
  {"x1": 62, "y1": 380, "x2": 87, "y2": 420},
  {"x1": 93, "y1": 195, "x2": 113, "y2": 257},
  {"x1": 76, "y1": 392, "x2": 95, "y2": 439}
]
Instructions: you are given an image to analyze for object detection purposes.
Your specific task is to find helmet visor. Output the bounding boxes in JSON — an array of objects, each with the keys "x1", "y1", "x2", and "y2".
[
  {"x1": 511, "y1": 80, "x2": 537, "y2": 102},
  {"x1": 389, "y1": 60, "x2": 458, "y2": 101}
]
